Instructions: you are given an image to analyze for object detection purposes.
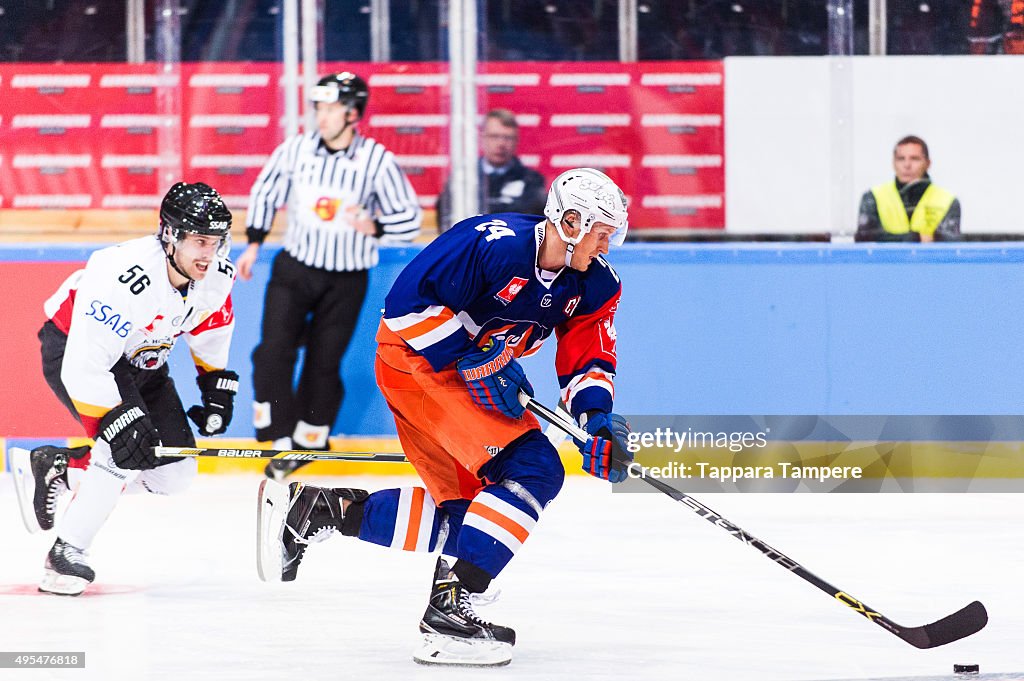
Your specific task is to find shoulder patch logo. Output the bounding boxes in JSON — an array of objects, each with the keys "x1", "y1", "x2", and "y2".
[
  {"x1": 600, "y1": 315, "x2": 618, "y2": 354},
  {"x1": 495, "y1": 277, "x2": 528, "y2": 305},
  {"x1": 564, "y1": 295, "x2": 581, "y2": 317}
]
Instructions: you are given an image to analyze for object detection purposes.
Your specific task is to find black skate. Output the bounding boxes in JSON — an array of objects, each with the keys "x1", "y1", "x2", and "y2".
[
  {"x1": 256, "y1": 480, "x2": 368, "y2": 582},
  {"x1": 39, "y1": 538, "x2": 95, "y2": 596},
  {"x1": 11, "y1": 445, "x2": 88, "y2": 534},
  {"x1": 263, "y1": 459, "x2": 313, "y2": 481},
  {"x1": 413, "y1": 558, "x2": 515, "y2": 666}
]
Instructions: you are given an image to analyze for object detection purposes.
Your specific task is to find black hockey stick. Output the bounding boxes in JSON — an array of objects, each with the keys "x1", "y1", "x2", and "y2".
[
  {"x1": 520, "y1": 394, "x2": 988, "y2": 649},
  {"x1": 154, "y1": 446, "x2": 408, "y2": 463}
]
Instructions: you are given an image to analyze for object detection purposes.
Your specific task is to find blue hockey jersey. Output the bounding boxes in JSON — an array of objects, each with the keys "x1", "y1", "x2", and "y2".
[{"x1": 382, "y1": 212, "x2": 621, "y2": 418}]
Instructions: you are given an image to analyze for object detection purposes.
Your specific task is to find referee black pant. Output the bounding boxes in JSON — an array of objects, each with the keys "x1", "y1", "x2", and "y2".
[{"x1": 251, "y1": 250, "x2": 369, "y2": 443}]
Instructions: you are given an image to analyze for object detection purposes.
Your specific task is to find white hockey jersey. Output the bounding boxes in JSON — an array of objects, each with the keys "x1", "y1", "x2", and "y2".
[{"x1": 43, "y1": 236, "x2": 236, "y2": 434}]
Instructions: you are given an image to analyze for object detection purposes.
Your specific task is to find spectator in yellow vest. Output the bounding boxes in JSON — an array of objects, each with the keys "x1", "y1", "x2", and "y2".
[{"x1": 856, "y1": 135, "x2": 961, "y2": 243}]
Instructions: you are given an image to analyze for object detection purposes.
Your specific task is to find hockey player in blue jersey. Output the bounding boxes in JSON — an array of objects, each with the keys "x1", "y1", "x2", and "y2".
[{"x1": 256, "y1": 168, "x2": 634, "y2": 666}]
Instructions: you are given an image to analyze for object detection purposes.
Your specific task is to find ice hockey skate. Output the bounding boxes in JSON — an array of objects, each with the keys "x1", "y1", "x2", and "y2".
[
  {"x1": 256, "y1": 479, "x2": 367, "y2": 582},
  {"x1": 11, "y1": 445, "x2": 87, "y2": 534},
  {"x1": 39, "y1": 538, "x2": 95, "y2": 596},
  {"x1": 413, "y1": 557, "x2": 515, "y2": 667}
]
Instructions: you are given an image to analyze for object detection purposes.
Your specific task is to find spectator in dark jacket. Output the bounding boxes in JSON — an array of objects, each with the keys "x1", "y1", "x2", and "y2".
[{"x1": 436, "y1": 108, "x2": 546, "y2": 232}]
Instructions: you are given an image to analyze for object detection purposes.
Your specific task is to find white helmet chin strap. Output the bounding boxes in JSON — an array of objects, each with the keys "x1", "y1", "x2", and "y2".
[{"x1": 558, "y1": 216, "x2": 582, "y2": 268}]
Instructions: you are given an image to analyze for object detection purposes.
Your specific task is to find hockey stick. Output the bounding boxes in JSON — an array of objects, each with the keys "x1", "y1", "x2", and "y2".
[
  {"x1": 153, "y1": 446, "x2": 408, "y2": 463},
  {"x1": 520, "y1": 394, "x2": 988, "y2": 649}
]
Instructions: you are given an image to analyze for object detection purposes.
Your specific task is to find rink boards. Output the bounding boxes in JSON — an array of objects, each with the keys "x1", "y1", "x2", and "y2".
[{"x1": 7, "y1": 242, "x2": 1024, "y2": 467}]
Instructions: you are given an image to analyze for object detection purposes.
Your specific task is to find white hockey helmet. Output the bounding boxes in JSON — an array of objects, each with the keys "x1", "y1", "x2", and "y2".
[{"x1": 543, "y1": 167, "x2": 629, "y2": 247}]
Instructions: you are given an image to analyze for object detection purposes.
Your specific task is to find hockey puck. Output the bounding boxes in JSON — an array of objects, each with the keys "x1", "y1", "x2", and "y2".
[{"x1": 953, "y1": 664, "x2": 979, "y2": 674}]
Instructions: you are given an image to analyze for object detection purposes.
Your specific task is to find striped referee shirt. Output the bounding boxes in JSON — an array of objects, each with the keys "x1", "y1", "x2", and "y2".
[{"x1": 246, "y1": 131, "x2": 421, "y2": 271}]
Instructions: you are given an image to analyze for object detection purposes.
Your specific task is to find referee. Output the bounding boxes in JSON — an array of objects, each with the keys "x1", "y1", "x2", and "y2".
[{"x1": 237, "y1": 71, "x2": 421, "y2": 479}]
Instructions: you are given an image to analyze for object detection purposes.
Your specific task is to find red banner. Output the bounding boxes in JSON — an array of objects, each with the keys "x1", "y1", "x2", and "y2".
[{"x1": 1, "y1": 61, "x2": 724, "y2": 230}]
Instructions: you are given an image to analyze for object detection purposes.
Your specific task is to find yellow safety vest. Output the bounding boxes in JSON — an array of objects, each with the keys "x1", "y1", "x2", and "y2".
[{"x1": 870, "y1": 181, "x2": 955, "y2": 237}]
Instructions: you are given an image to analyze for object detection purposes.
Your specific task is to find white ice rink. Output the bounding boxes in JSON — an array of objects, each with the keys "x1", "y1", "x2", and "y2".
[{"x1": 1, "y1": 473, "x2": 1021, "y2": 681}]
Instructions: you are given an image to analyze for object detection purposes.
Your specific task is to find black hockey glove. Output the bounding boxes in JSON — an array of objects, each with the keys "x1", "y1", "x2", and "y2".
[
  {"x1": 98, "y1": 403, "x2": 162, "y2": 470},
  {"x1": 187, "y1": 369, "x2": 239, "y2": 436}
]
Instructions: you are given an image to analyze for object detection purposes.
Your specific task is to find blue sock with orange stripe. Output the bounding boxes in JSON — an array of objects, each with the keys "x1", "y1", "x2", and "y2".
[
  {"x1": 347, "y1": 486, "x2": 464, "y2": 553},
  {"x1": 453, "y1": 429, "x2": 565, "y2": 587},
  {"x1": 344, "y1": 430, "x2": 564, "y2": 591},
  {"x1": 456, "y1": 486, "x2": 539, "y2": 583}
]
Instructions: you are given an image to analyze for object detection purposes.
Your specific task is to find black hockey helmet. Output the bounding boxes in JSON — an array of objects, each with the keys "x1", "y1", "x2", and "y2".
[
  {"x1": 310, "y1": 71, "x2": 369, "y2": 116},
  {"x1": 158, "y1": 181, "x2": 232, "y2": 259}
]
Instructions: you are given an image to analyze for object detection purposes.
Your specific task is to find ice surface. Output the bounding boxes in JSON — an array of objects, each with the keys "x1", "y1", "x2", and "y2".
[{"x1": 1, "y1": 473, "x2": 1021, "y2": 681}]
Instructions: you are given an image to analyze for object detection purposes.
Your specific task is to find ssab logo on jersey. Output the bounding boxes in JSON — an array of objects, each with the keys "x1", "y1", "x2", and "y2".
[
  {"x1": 495, "y1": 277, "x2": 528, "y2": 305},
  {"x1": 86, "y1": 299, "x2": 133, "y2": 337}
]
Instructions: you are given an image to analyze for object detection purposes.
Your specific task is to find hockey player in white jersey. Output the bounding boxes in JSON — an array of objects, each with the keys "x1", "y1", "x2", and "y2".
[{"x1": 11, "y1": 182, "x2": 240, "y2": 596}]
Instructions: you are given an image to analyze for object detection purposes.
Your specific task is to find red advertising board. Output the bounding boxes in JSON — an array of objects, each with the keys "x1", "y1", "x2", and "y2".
[{"x1": 1, "y1": 61, "x2": 724, "y2": 230}]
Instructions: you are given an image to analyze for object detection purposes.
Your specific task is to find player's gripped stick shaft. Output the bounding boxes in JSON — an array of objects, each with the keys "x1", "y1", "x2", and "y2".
[
  {"x1": 154, "y1": 446, "x2": 408, "y2": 463},
  {"x1": 517, "y1": 392, "x2": 989, "y2": 649}
]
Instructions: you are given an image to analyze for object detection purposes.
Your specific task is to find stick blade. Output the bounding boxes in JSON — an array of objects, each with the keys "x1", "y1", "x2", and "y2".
[{"x1": 899, "y1": 600, "x2": 988, "y2": 649}]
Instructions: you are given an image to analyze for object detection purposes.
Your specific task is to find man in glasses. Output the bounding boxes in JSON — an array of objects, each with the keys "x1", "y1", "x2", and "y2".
[{"x1": 436, "y1": 108, "x2": 547, "y2": 232}]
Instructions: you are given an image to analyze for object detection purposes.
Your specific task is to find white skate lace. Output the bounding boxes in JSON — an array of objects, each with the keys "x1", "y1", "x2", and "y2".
[
  {"x1": 469, "y1": 586, "x2": 502, "y2": 607},
  {"x1": 59, "y1": 543, "x2": 90, "y2": 567},
  {"x1": 287, "y1": 524, "x2": 336, "y2": 546},
  {"x1": 45, "y1": 478, "x2": 69, "y2": 516},
  {"x1": 458, "y1": 589, "x2": 498, "y2": 626}
]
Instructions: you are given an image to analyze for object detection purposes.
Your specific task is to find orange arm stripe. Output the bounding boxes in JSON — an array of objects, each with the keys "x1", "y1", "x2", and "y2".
[{"x1": 395, "y1": 307, "x2": 456, "y2": 342}]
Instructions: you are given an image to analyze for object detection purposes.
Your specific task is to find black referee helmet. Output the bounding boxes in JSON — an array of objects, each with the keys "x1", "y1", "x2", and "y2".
[{"x1": 310, "y1": 72, "x2": 369, "y2": 117}]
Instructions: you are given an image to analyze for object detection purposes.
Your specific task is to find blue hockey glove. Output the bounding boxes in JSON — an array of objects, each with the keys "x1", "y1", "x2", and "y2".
[
  {"x1": 456, "y1": 337, "x2": 534, "y2": 419},
  {"x1": 577, "y1": 412, "x2": 633, "y2": 483}
]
